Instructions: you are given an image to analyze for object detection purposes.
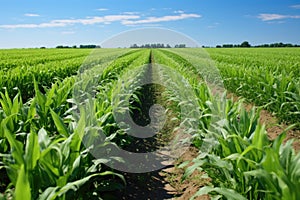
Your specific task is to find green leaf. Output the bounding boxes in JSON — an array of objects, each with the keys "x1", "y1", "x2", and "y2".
[
  {"x1": 42, "y1": 171, "x2": 124, "y2": 200},
  {"x1": 25, "y1": 129, "x2": 40, "y2": 171},
  {"x1": 11, "y1": 93, "x2": 21, "y2": 116},
  {"x1": 251, "y1": 124, "x2": 268, "y2": 150},
  {"x1": 3, "y1": 124, "x2": 24, "y2": 165},
  {"x1": 50, "y1": 109, "x2": 69, "y2": 137},
  {"x1": 0, "y1": 193, "x2": 6, "y2": 200},
  {"x1": 183, "y1": 159, "x2": 205, "y2": 180},
  {"x1": 262, "y1": 148, "x2": 285, "y2": 177},
  {"x1": 192, "y1": 186, "x2": 247, "y2": 200},
  {"x1": 38, "y1": 128, "x2": 50, "y2": 151},
  {"x1": 70, "y1": 108, "x2": 86, "y2": 157},
  {"x1": 34, "y1": 78, "x2": 46, "y2": 113},
  {"x1": 38, "y1": 187, "x2": 59, "y2": 200},
  {"x1": 15, "y1": 164, "x2": 31, "y2": 200}
]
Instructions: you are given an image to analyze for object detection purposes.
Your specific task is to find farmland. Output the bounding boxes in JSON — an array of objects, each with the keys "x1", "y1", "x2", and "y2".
[
  {"x1": 0, "y1": 48, "x2": 299, "y2": 199},
  {"x1": 206, "y1": 48, "x2": 300, "y2": 125}
]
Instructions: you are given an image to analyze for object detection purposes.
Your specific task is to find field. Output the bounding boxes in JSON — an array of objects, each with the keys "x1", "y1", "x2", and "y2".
[
  {"x1": 207, "y1": 48, "x2": 300, "y2": 125},
  {"x1": 0, "y1": 48, "x2": 299, "y2": 199}
]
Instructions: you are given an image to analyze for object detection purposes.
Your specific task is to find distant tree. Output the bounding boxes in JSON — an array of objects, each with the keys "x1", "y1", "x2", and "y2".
[
  {"x1": 40, "y1": 47, "x2": 46, "y2": 49},
  {"x1": 241, "y1": 41, "x2": 251, "y2": 48},
  {"x1": 72, "y1": 45, "x2": 77, "y2": 48},
  {"x1": 222, "y1": 44, "x2": 233, "y2": 48},
  {"x1": 175, "y1": 44, "x2": 186, "y2": 48},
  {"x1": 79, "y1": 45, "x2": 98, "y2": 49},
  {"x1": 56, "y1": 45, "x2": 72, "y2": 48},
  {"x1": 217, "y1": 42, "x2": 299, "y2": 48},
  {"x1": 129, "y1": 43, "x2": 187, "y2": 48},
  {"x1": 155, "y1": 43, "x2": 165, "y2": 48},
  {"x1": 130, "y1": 44, "x2": 138, "y2": 48}
]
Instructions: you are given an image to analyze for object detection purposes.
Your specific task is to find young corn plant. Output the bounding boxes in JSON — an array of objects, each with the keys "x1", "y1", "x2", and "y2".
[
  {"x1": 158, "y1": 48, "x2": 300, "y2": 199},
  {"x1": 0, "y1": 50, "x2": 150, "y2": 199},
  {"x1": 184, "y1": 94, "x2": 299, "y2": 199},
  {"x1": 245, "y1": 132, "x2": 300, "y2": 200}
]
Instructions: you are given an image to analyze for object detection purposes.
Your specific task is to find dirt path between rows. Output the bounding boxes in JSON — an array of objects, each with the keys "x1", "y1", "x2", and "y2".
[
  {"x1": 228, "y1": 93, "x2": 300, "y2": 152},
  {"x1": 114, "y1": 51, "x2": 178, "y2": 200},
  {"x1": 113, "y1": 51, "x2": 210, "y2": 200}
]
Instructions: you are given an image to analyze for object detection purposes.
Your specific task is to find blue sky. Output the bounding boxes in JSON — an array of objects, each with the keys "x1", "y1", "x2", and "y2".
[{"x1": 0, "y1": 0, "x2": 300, "y2": 48}]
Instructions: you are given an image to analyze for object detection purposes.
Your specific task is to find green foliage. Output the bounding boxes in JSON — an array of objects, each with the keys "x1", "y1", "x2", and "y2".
[
  {"x1": 152, "y1": 48, "x2": 300, "y2": 200},
  {"x1": 0, "y1": 48, "x2": 299, "y2": 200},
  {"x1": 206, "y1": 48, "x2": 300, "y2": 126},
  {"x1": 0, "y1": 49, "x2": 147, "y2": 199}
]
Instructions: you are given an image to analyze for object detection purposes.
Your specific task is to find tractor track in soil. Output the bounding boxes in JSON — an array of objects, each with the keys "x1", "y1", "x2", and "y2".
[
  {"x1": 114, "y1": 50, "x2": 176, "y2": 200},
  {"x1": 111, "y1": 50, "x2": 209, "y2": 200}
]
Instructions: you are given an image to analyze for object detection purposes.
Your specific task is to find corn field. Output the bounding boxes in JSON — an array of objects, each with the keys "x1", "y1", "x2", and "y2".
[{"x1": 0, "y1": 48, "x2": 299, "y2": 199}]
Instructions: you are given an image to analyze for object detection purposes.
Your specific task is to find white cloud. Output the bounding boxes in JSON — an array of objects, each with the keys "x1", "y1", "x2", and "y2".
[
  {"x1": 290, "y1": 5, "x2": 300, "y2": 9},
  {"x1": 0, "y1": 13, "x2": 202, "y2": 29},
  {"x1": 122, "y1": 13, "x2": 201, "y2": 25},
  {"x1": 122, "y1": 12, "x2": 140, "y2": 15},
  {"x1": 24, "y1": 13, "x2": 40, "y2": 17},
  {"x1": 125, "y1": 23, "x2": 162, "y2": 27},
  {"x1": 0, "y1": 15, "x2": 140, "y2": 29},
  {"x1": 174, "y1": 10, "x2": 184, "y2": 14},
  {"x1": 0, "y1": 22, "x2": 66, "y2": 28},
  {"x1": 97, "y1": 8, "x2": 108, "y2": 11},
  {"x1": 258, "y1": 13, "x2": 300, "y2": 21}
]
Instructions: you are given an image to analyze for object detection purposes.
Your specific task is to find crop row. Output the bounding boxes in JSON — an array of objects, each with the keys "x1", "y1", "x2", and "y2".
[
  {"x1": 0, "y1": 49, "x2": 90, "y2": 71},
  {"x1": 0, "y1": 48, "x2": 299, "y2": 199},
  {"x1": 154, "y1": 49, "x2": 300, "y2": 200},
  {"x1": 0, "y1": 49, "x2": 129, "y2": 101},
  {"x1": 206, "y1": 48, "x2": 300, "y2": 126},
  {"x1": 0, "y1": 49, "x2": 150, "y2": 199}
]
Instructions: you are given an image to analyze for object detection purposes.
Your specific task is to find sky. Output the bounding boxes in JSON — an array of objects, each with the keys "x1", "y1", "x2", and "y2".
[{"x1": 0, "y1": 0, "x2": 300, "y2": 48}]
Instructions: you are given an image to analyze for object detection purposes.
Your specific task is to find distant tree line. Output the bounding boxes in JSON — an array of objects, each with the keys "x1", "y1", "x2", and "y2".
[
  {"x1": 253, "y1": 43, "x2": 300, "y2": 48},
  {"x1": 212, "y1": 41, "x2": 300, "y2": 48},
  {"x1": 130, "y1": 43, "x2": 186, "y2": 48},
  {"x1": 56, "y1": 45, "x2": 101, "y2": 49}
]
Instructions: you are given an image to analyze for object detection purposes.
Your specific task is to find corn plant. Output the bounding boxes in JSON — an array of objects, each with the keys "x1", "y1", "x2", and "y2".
[
  {"x1": 151, "y1": 48, "x2": 300, "y2": 200},
  {"x1": 1, "y1": 47, "x2": 299, "y2": 200},
  {"x1": 0, "y1": 49, "x2": 151, "y2": 199},
  {"x1": 206, "y1": 48, "x2": 300, "y2": 126}
]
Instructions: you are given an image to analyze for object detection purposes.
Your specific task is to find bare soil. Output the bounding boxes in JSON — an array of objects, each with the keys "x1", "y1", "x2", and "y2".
[
  {"x1": 114, "y1": 52, "x2": 211, "y2": 200},
  {"x1": 228, "y1": 93, "x2": 300, "y2": 152}
]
